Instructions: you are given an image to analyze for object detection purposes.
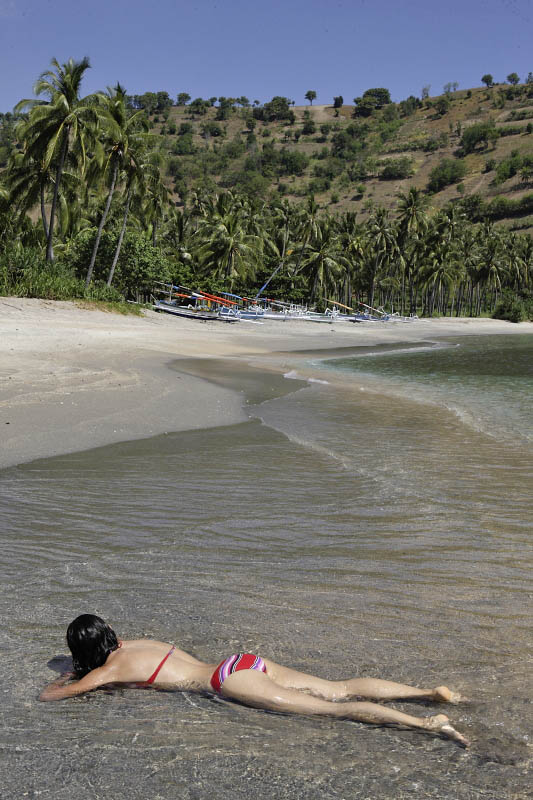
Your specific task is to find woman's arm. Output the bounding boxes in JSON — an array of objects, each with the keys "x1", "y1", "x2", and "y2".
[{"x1": 39, "y1": 665, "x2": 116, "y2": 701}]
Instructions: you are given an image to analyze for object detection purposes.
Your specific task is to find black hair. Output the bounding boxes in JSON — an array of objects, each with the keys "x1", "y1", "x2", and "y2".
[{"x1": 66, "y1": 614, "x2": 119, "y2": 678}]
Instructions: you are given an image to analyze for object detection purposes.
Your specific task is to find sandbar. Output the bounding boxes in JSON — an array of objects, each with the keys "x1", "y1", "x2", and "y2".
[{"x1": 1, "y1": 297, "x2": 531, "y2": 469}]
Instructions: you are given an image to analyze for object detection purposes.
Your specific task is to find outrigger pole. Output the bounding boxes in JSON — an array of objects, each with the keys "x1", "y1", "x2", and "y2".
[
  {"x1": 326, "y1": 299, "x2": 353, "y2": 311},
  {"x1": 254, "y1": 260, "x2": 285, "y2": 301},
  {"x1": 357, "y1": 301, "x2": 387, "y2": 316},
  {"x1": 154, "y1": 281, "x2": 239, "y2": 307}
]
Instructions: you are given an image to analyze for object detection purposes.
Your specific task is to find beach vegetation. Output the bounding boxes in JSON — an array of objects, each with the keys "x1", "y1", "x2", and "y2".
[
  {"x1": 2, "y1": 58, "x2": 533, "y2": 318},
  {"x1": 0, "y1": 246, "x2": 122, "y2": 301},
  {"x1": 492, "y1": 290, "x2": 530, "y2": 322},
  {"x1": 15, "y1": 57, "x2": 96, "y2": 262}
]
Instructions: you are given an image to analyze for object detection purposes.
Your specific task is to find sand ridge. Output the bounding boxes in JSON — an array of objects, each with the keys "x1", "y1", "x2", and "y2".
[{"x1": 1, "y1": 297, "x2": 531, "y2": 469}]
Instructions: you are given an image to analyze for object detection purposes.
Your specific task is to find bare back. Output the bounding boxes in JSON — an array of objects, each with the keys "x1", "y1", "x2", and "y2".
[{"x1": 106, "y1": 640, "x2": 216, "y2": 691}]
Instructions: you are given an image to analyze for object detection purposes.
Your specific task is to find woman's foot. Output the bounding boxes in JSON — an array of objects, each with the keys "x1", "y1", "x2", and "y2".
[
  {"x1": 433, "y1": 685, "x2": 465, "y2": 704},
  {"x1": 424, "y1": 713, "x2": 469, "y2": 746}
]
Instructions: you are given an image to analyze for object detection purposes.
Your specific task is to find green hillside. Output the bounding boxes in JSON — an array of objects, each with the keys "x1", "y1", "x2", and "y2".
[
  {"x1": 140, "y1": 83, "x2": 533, "y2": 231},
  {"x1": 3, "y1": 79, "x2": 533, "y2": 229},
  {"x1": 1, "y1": 63, "x2": 532, "y2": 321}
]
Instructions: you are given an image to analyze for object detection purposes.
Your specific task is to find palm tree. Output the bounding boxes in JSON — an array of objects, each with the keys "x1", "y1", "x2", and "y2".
[
  {"x1": 255, "y1": 200, "x2": 292, "y2": 299},
  {"x1": 160, "y1": 206, "x2": 195, "y2": 277},
  {"x1": 299, "y1": 216, "x2": 347, "y2": 305},
  {"x1": 107, "y1": 157, "x2": 150, "y2": 287},
  {"x1": 396, "y1": 187, "x2": 429, "y2": 238},
  {"x1": 396, "y1": 188, "x2": 429, "y2": 315},
  {"x1": 85, "y1": 83, "x2": 149, "y2": 286},
  {"x1": 365, "y1": 207, "x2": 397, "y2": 308},
  {"x1": 143, "y1": 169, "x2": 169, "y2": 248},
  {"x1": 476, "y1": 223, "x2": 505, "y2": 314},
  {"x1": 337, "y1": 211, "x2": 365, "y2": 307},
  {"x1": 6, "y1": 152, "x2": 53, "y2": 241},
  {"x1": 196, "y1": 205, "x2": 262, "y2": 288},
  {"x1": 15, "y1": 57, "x2": 95, "y2": 261}
]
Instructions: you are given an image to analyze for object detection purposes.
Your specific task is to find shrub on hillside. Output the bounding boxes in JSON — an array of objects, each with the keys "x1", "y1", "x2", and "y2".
[
  {"x1": 172, "y1": 133, "x2": 195, "y2": 155},
  {"x1": 379, "y1": 157, "x2": 414, "y2": 180},
  {"x1": 427, "y1": 158, "x2": 467, "y2": 192},
  {"x1": 253, "y1": 97, "x2": 294, "y2": 123},
  {"x1": 461, "y1": 121, "x2": 498, "y2": 153},
  {"x1": 493, "y1": 150, "x2": 533, "y2": 184}
]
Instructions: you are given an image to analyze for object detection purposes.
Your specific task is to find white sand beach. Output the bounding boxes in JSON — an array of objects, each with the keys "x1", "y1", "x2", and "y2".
[{"x1": 1, "y1": 297, "x2": 532, "y2": 469}]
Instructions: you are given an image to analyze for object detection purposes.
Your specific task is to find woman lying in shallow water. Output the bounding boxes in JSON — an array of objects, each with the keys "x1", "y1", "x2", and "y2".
[{"x1": 40, "y1": 614, "x2": 468, "y2": 746}]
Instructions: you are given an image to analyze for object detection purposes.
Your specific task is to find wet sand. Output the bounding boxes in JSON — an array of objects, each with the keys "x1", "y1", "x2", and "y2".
[{"x1": 1, "y1": 297, "x2": 532, "y2": 469}]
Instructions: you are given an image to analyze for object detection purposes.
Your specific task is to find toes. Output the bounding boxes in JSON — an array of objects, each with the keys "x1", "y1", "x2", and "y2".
[
  {"x1": 427, "y1": 715, "x2": 469, "y2": 747},
  {"x1": 440, "y1": 723, "x2": 469, "y2": 747}
]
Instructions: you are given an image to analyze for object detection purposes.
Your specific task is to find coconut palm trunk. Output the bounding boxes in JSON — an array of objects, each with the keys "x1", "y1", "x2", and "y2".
[
  {"x1": 86, "y1": 160, "x2": 118, "y2": 287},
  {"x1": 46, "y1": 131, "x2": 68, "y2": 261},
  {"x1": 40, "y1": 183, "x2": 49, "y2": 239},
  {"x1": 107, "y1": 185, "x2": 132, "y2": 287}
]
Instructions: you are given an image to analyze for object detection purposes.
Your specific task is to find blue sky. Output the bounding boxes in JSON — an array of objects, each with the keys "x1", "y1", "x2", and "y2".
[{"x1": 0, "y1": 0, "x2": 531, "y2": 111}]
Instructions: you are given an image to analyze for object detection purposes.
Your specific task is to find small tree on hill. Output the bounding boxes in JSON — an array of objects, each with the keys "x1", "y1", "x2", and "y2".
[
  {"x1": 333, "y1": 95, "x2": 343, "y2": 108},
  {"x1": 427, "y1": 158, "x2": 467, "y2": 192},
  {"x1": 481, "y1": 74, "x2": 494, "y2": 88},
  {"x1": 302, "y1": 109, "x2": 316, "y2": 134},
  {"x1": 421, "y1": 85, "x2": 430, "y2": 99},
  {"x1": 156, "y1": 91, "x2": 172, "y2": 110},
  {"x1": 435, "y1": 95, "x2": 451, "y2": 116},
  {"x1": 305, "y1": 90, "x2": 317, "y2": 105},
  {"x1": 189, "y1": 98, "x2": 208, "y2": 115},
  {"x1": 507, "y1": 72, "x2": 520, "y2": 85},
  {"x1": 363, "y1": 87, "x2": 391, "y2": 106},
  {"x1": 177, "y1": 92, "x2": 190, "y2": 105},
  {"x1": 461, "y1": 121, "x2": 498, "y2": 153}
]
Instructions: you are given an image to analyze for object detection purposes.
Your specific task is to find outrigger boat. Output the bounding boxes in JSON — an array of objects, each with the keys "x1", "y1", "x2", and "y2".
[
  {"x1": 152, "y1": 283, "x2": 241, "y2": 322},
  {"x1": 152, "y1": 281, "x2": 417, "y2": 325}
]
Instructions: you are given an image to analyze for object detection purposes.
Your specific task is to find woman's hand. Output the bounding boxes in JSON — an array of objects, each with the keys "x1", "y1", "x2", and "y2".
[
  {"x1": 39, "y1": 671, "x2": 77, "y2": 700},
  {"x1": 39, "y1": 664, "x2": 114, "y2": 701}
]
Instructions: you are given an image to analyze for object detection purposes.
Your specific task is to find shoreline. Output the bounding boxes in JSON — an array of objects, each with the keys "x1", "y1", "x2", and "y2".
[{"x1": 1, "y1": 297, "x2": 532, "y2": 470}]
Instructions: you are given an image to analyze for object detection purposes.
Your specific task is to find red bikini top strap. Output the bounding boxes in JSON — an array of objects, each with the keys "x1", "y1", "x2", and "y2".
[{"x1": 145, "y1": 646, "x2": 176, "y2": 685}]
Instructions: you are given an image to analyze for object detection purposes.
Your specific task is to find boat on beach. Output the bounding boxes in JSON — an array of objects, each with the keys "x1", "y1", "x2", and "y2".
[
  {"x1": 153, "y1": 283, "x2": 242, "y2": 322},
  {"x1": 153, "y1": 299, "x2": 240, "y2": 322},
  {"x1": 152, "y1": 282, "x2": 417, "y2": 325}
]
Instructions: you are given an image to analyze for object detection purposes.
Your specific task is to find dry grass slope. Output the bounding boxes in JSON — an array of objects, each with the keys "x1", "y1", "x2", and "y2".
[{"x1": 151, "y1": 84, "x2": 533, "y2": 232}]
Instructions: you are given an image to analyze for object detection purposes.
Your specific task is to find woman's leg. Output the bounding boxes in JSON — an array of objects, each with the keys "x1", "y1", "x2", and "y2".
[
  {"x1": 220, "y1": 670, "x2": 468, "y2": 745},
  {"x1": 263, "y1": 659, "x2": 461, "y2": 703}
]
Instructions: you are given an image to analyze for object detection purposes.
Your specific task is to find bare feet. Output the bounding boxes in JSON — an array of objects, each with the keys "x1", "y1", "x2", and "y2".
[
  {"x1": 434, "y1": 685, "x2": 465, "y2": 704},
  {"x1": 425, "y1": 713, "x2": 469, "y2": 747}
]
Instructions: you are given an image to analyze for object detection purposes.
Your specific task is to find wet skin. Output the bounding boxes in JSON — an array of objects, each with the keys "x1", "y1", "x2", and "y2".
[{"x1": 39, "y1": 638, "x2": 468, "y2": 746}]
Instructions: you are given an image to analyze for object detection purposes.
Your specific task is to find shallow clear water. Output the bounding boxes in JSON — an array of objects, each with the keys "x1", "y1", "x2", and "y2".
[
  {"x1": 1, "y1": 334, "x2": 532, "y2": 798},
  {"x1": 316, "y1": 334, "x2": 533, "y2": 444}
]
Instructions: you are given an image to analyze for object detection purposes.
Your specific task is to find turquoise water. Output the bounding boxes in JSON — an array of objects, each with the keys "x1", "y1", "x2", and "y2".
[
  {"x1": 1, "y1": 333, "x2": 532, "y2": 798},
  {"x1": 316, "y1": 334, "x2": 533, "y2": 444}
]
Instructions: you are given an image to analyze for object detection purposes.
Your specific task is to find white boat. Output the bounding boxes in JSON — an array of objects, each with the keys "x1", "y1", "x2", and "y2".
[{"x1": 154, "y1": 300, "x2": 240, "y2": 322}]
